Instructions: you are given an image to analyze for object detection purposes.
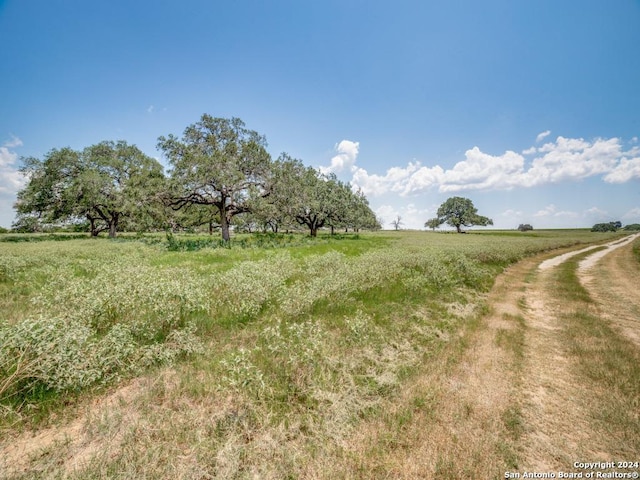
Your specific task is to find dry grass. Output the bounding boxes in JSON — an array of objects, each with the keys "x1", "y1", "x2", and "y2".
[{"x1": 0, "y1": 230, "x2": 633, "y2": 479}]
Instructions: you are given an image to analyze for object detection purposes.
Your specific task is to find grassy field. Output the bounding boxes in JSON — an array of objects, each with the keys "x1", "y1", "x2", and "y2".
[{"x1": 0, "y1": 229, "x2": 628, "y2": 478}]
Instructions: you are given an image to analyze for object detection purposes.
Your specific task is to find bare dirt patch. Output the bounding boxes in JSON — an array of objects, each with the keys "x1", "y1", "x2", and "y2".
[{"x1": 0, "y1": 376, "x2": 151, "y2": 478}]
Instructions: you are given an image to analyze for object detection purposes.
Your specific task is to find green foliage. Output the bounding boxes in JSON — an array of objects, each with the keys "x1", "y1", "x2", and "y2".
[
  {"x1": 517, "y1": 223, "x2": 533, "y2": 231},
  {"x1": 0, "y1": 243, "x2": 207, "y2": 408},
  {"x1": 591, "y1": 222, "x2": 619, "y2": 232},
  {"x1": 14, "y1": 141, "x2": 165, "y2": 238},
  {"x1": 623, "y1": 223, "x2": 640, "y2": 231},
  {"x1": 0, "y1": 230, "x2": 617, "y2": 425},
  {"x1": 434, "y1": 196, "x2": 493, "y2": 233},
  {"x1": 0, "y1": 233, "x2": 90, "y2": 243},
  {"x1": 424, "y1": 217, "x2": 441, "y2": 230},
  {"x1": 258, "y1": 154, "x2": 378, "y2": 236},
  {"x1": 158, "y1": 115, "x2": 272, "y2": 242}
]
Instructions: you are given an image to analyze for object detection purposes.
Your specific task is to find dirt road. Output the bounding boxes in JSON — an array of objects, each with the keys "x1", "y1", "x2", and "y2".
[
  {"x1": 330, "y1": 234, "x2": 640, "y2": 479},
  {"x1": 502, "y1": 233, "x2": 640, "y2": 471}
]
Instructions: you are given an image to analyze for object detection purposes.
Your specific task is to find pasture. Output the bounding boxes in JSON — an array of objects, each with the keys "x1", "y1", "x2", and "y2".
[{"x1": 0, "y1": 229, "x2": 629, "y2": 478}]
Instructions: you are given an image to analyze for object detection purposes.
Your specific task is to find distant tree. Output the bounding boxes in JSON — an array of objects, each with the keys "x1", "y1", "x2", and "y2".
[
  {"x1": 14, "y1": 142, "x2": 165, "y2": 238},
  {"x1": 260, "y1": 154, "x2": 377, "y2": 236},
  {"x1": 344, "y1": 188, "x2": 380, "y2": 232},
  {"x1": 292, "y1": 167, "x2": 348, "y2": 237},
  {"x1": 11, "y1": 215, "x2": 43, "y2": 233},
  {"x1": 517, "y1": 223, "x2": 533, "y2": 231},
  {"x1": 157, "y1": 115, "x2": 272, "y2": 242},
  {"x1": 424, "y1": 217, "x2": 441, "y2": 231},
  {"x1": 591, "y1": 222, "x2": 619, "y2": 232},
  {"x1": 390, "y1": 215, "x2": 403, "y2": 231},
  {"x1": 623, "y1": 223, "x2": 640, "y2": 231},
  {"x1": 435, "y1": 197, "x2": 493, "y2": 233},
  {"x1": 248, "y1": 154, "x2": 298, "y2": 233}
]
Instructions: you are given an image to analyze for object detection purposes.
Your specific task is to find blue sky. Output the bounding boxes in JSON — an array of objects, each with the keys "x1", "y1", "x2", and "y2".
[{"x1": 1, "y1": 0, "x2": 639, "y2": 229}]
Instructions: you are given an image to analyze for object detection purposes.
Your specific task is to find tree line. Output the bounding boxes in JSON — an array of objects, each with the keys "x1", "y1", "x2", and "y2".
[{"x1": 13, "y1": 115, "x2": 380, "y2": 240}]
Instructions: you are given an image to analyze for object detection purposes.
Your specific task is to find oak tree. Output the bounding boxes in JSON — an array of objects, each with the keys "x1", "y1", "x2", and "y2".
[
  {"x1": 14, "y1": 141, "x2": 165, "y2": 237},
  {"x1": 158, "y1": 115, "x2": 272, "y2": 242},
  {"x1": 434, "y1": 196, "x2": 493, "y2": 233}
]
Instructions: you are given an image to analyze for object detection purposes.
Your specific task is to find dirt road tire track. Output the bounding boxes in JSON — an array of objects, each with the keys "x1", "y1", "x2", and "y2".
[{"x1": 518, "y1": 233, "x2": 640, "y2": 469}]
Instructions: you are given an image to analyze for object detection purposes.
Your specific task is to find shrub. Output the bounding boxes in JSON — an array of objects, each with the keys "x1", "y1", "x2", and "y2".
[{"x1": 591, "y1": 222, "x2": 619, "y2": 232}]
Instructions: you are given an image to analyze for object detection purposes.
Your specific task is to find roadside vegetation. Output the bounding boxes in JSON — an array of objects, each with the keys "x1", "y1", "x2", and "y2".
[
  {"x1": 551, "y1": 246, "x2": 640, "y2": 457},
  {"x1": 0, "y1": 228, "x2": 628, "y2": 478}
]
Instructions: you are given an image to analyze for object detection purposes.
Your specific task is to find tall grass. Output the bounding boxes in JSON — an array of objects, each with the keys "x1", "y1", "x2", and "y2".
[{"x1": 0, "y1": 229, "x2": 628, "y2": 477}]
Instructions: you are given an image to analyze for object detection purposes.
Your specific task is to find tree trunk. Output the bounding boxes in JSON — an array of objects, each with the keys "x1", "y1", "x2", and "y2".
[
  {"x1": 330, "y1": 225, "x2": 335, "y2": 235},
  {"x1": 209, "y1": 221, "x2": 213, "y2": 236},
  {"x1": 108, "y1": 220, "x2": 117, "y2": 238},
  {"x1": 310, "y1": 227, "x2": 318, "y2": 237},
  {"x1": 89, "y1": 217, "x2": 99, "y2": 237},
  {"x1": 456, "y1": 224, "x2": 462, "y2": 233},
  {"x1": 220, "y1": 212, "x2": 231, "y2": 242}
]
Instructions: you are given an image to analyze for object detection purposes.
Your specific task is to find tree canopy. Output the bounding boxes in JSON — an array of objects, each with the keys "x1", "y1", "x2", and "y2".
[
  {"x1": 432, "y1": 196, "x2": 493, "y2": 233},
  {"x1": 424, "y1": 218, "x2": 441, "y2": 231},
  {"x1": 14, "y1": 141, "x2": 165, "y2": 237},
  {"x1": 246, "y1": 154, "x2": 378, "y2": 236},
  {"x1": 157, "y1": 115, "x2": 272, "y2": 242},
  {"x1": 591, "y1": 221, "x2": 620, "y2": 232},
  {"x1": 13, "y1": 115, "x2": 380, "y2": 239}
]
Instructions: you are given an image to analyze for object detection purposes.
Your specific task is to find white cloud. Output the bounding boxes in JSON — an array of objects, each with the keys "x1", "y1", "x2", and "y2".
[
  {"x1": 319, "y1": 140, "x2": 359, "y2": 175},
  {"x1": 0, "y1": 146, "x2": 18, "y2": 168},
  {"x1": 554, "y1": 210, "x2": 579, "y2": 218},
  {"x1": 532, "y1": 204, "x2": 577, "y2": 218},
  {"x1": 0, "y1": 136, "x2": 25, "y2": 227},
  {"x1": 147, "y1": 105, "x2": 155, "y2": 113},
  {"x1": 4, "y1": 135, "x2": 23, "y2": 149},
  {"x1": 351, "y1": 161, "x2": 421, "y2": 197},
  {"x1": 584, "y1": 206, "x2": 608, "y2": 217},
  {"x1": 534, "y1": 204, "x2": 556, "y2": 217},
  {"x1": 603, "y1": 155, "x2": 640, "y2": 183},
  {"x1": 437, "y1": 147, "x2": 525, "y2": 193},
  {"x1": 399, "y1": 164, "x2": 444, "y2": 195},
  {"x1": 501, "y1": 209, "x2": 523, "y2": 217},
  {"x1": 524, "y1": 136, "x2": 621, "y2": 186},
  {"x1": 536, "y1": 130, "x2": 551, "y2": 143},
  {"x1": 349, "y1": 135, "x2": 640, "y2": 196},
  {"x1": 0, "y1": 137, "x2": 25, "y2": 194},
  {"x1": 622, "y1": 207, "x2": 640, "y2": 221},
  {"x1": 375, "y1": 204, "x2": 397, "y2": 226},
  {"x1": 375, "y1": 202, "x2": 431, "y2": 230}
]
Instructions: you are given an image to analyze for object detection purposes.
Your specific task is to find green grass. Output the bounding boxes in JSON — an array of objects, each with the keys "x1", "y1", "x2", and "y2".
[
  {"x1": 633, "y1": 237, "x2": 640, "y2": 263},
  {"x1": 0, "y1": 229, "x2": 633, "y2": 478},
  {"x1": 551, "y1": 251, "x2": 640, "y2": 457}
]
